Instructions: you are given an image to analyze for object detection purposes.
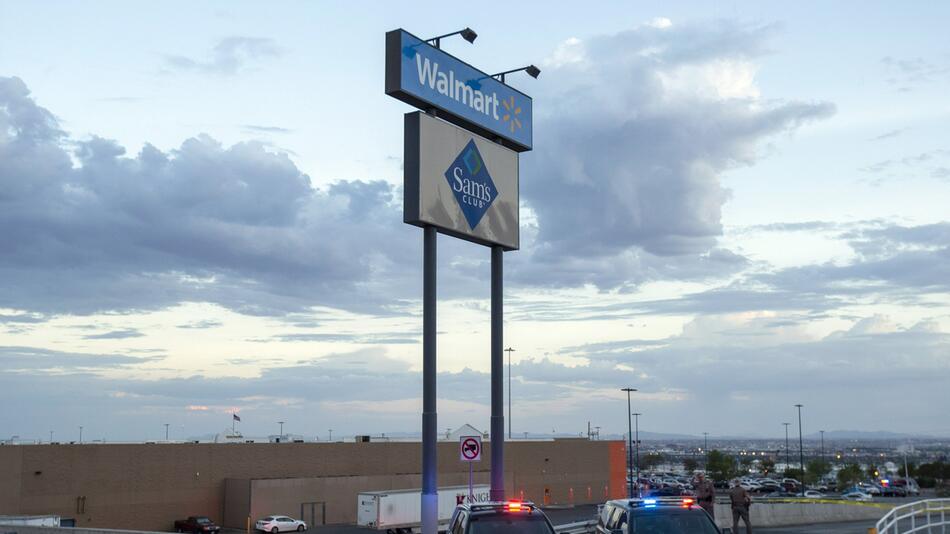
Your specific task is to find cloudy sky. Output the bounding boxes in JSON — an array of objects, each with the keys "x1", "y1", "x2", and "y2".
[{"x1": 1, "y1": 1, "x2": 948, "y2": 442}]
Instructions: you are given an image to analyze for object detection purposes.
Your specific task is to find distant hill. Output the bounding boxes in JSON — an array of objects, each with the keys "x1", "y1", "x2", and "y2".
[{"x1": 804, "y1": 430, "x2": 939, "y2": 441}]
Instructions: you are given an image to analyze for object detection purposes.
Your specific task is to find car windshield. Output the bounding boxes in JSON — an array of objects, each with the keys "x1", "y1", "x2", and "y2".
[
  {"x1": 468, "y1": 514, "x2": 553, "y2": 534},
  {"x1": 196, "y1": 518, "x2": 211, "y2": 524},
  {"x1": 631, "y1": 512, "x2": 718, "y2": 534}
]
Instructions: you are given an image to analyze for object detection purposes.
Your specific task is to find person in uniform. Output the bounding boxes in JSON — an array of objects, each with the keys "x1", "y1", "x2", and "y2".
[
  {"x1": 729, "y1": 480, "x2": 753, "y2": 534},
  {"x1": 695, "y1": 473, "x2": 716, "y2": 519}
]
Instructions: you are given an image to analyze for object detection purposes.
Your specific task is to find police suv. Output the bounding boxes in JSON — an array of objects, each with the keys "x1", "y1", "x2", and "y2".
[
  {"x1": 596, "y1": 497, "x2": 721, "y2": 534},
  {"x1": 447, "y1": 501, "x2": 557, "y2": 534}
]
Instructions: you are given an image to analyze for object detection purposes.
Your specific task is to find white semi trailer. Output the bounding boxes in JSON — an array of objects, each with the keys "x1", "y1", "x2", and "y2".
[{"x1": 357, "y1": 485, "x2": 491, "y2": 533}]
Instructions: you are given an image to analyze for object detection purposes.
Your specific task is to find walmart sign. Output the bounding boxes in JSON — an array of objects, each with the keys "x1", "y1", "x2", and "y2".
[{"x1": 386, "y1": 29, "x2": 533, "y2": 152}]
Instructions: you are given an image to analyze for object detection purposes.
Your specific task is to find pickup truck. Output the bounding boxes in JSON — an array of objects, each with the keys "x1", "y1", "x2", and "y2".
[{"x1": 175, "y1": 516, "x2": 221, "y2": 533}]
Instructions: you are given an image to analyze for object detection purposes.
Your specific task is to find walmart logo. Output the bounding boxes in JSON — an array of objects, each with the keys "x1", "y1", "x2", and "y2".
[
  {"x1": 500, "y1": 96, "x2": 523, "y2": 133},
  {"x1": 445, "y1": 140, "x2": 497, "y2": 230}
]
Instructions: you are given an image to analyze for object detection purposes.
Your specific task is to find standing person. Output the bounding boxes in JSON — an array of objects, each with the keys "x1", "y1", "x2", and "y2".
[
  {"x1": 695, "y1": 472, "x2": 716, "y2": 519},
  {"x1": 729, "y1": 480, "x2": 753, "y2": 534}
]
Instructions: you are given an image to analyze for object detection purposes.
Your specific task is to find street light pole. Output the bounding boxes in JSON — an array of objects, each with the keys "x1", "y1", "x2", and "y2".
[
  {"x1": 795, "y1": 404, "x2": 805, "y2": 496},
  {"x1": 79, "y1": 426, "x2": 83, "y2": 444},
  {"x1": 621, "y1": 388, "x2": 637, "y2": 498},
  {"x1": 49, "y1": 431, "x2": 53, "y2": 443},
  {"x1": 819, "y1": 430, "x2": 825, "y2": 464},
  {"x1": 505, "y1": 347, "x2": 515, "y2": 440},
  {"x1": 633, "y1": 413, "x2": 642, "y2": 496},
  {"x1": 328, "y1": 429, "x2": 332, "y2": 442},
  {"x1": 703, "y1": 432, "x2": 709, "y2": 473},
  {"x1": 164, "y1": 423, "x2": 169, "y2": 441},
  {"x1": 278, "y1": 421, "x2": 284, "y2": 438},
  {"x1": 783, "y1": 423, "x2": 790, "y2": 475}
]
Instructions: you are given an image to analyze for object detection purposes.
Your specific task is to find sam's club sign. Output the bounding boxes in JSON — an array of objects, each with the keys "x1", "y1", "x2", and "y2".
[{"x1": 386, "y1": 29, "x2": 533, "y2": 152}]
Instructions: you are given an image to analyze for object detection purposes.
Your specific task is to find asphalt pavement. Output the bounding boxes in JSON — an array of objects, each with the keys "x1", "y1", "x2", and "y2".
[{"x1": 752, "y1": 520, "x2": 872, "y2": 533}]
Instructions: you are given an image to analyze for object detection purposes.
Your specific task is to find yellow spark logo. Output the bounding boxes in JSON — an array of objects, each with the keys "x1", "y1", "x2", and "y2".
[{"x1": 501, "y1": 96, "x2": 522, "y2": 133}]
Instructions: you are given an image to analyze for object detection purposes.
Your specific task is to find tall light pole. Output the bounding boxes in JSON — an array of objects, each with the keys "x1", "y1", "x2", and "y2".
[
  {"x1": 49, "y1": 430, "x2": 53, "y2": 443},
  {"x1": 164, "y1": 423, "x2": 169, "y2": 441},
  {"x1": 633, "y1": 413, "x2": 642, "y2": 496},
  {"x1": 703, "y1": 432, "x2": 709, "y2": 472},
  {"x1": 621, "y1": 388, "x2": 637, "y2": 498},
  {"x1": 278, "y1": 421, "x2": 285, "y2": 438},
  {"x1": 819, "y1": 430, "x2": 825, "y2": 464},
  {"x1": 795, "y1": 404, "x2": 805, "y2": 496},
  {"x1": 783, "y1": 423, "x2": 791, "y2": 475},
  {"x1": 79, "y1": 426, "x2": 83, "y2": 444},
  {"x1": 328, "y1": 429, "x2": 332, "y2": 442},
  {"x1": 505, "y1": 347, "x2": 515, "y2": 439}
]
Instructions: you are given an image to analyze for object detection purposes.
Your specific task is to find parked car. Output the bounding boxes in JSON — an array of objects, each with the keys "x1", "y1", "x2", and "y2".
[
  {"x1": 175, "y1": 517, "x2": 220, "y2": 534},
  {"x1": 803, "y1": 490, "x2": 824, "y2": 499},
  {"x1": 842, "y1": 491, "x2": 873, "y2": 502},
  {"x1": 647, "y1": 486, "x2": 687, "y2": 497},
  {"x1": 256, "y1": 516, "x2": 307, "y2": 533}
]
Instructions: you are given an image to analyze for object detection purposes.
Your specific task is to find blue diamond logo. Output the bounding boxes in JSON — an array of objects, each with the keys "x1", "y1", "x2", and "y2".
[{"x1": 445, "y1": 140, "x2": 497, "y2": 230}]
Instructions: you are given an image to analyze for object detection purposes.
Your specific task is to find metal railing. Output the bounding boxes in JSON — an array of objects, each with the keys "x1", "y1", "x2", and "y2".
[{"x1": 876, "y1": 498, "x2": 950, "y2": 534}]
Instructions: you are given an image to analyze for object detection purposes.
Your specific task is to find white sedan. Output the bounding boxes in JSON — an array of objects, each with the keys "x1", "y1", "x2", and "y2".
[
  {"x1": 803, "y1": 490, "x2": 824, "y2": 499},
  {"x1": 842, "y1": 491, "x2": 873, "y2": 502},
  {"x1": 256, "y1": 516, "x2": 307, "y2": 533}
]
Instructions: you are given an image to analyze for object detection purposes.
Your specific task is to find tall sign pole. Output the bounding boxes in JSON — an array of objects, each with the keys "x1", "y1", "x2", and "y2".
[
  {"x1": 386, "y1": 28, "x2": 535, "y2": 534},
  {"x1": 490, "y1": 245, "x2": 504, "y2": 500},
  {"x1": 421, "y1": 225, "x2": 437, "y2": 530}
]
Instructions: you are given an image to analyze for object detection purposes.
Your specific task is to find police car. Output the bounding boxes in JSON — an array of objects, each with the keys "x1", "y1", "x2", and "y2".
[
  {"x1": 595, "y1": 497, "x2": 721, "y2": 534},
  {"x1": 447, "y1": 501, "x2": 556, "y2": 534}
]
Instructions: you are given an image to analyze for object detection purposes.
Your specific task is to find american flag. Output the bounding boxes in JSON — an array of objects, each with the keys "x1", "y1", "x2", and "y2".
[{"x1": 233, "y1": 414, "x2": 241, "y2": 422}]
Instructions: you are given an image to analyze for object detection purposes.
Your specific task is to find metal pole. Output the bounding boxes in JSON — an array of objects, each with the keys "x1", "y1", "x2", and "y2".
[
  {"x1": 703, "y1": 432, "x2": 709, "y2": 472},
  {"x1": 633, "y1": 413, "x2": 641, "y2": 496},
  {"x1": 165, "y1": 423, "x2": 169, "y2": 441},
  {"x1": 505, "y1": 347, "x2": 515, "y2": 440},
  {"x1": 796, "y1": 404, "x2": 805, "y2": 496},
  {"x1": 820, "y1": 430, "x2": 824, "y2": 463},
  {"x1": 279, "y1": 421, "x2": 284, "y2": 439},
  {"x1": 422, "y1": 226, "x2": 438, "y2": 534},
  {"x1": 783, "y1": 423, "x2": 790, "y2": 475},
  {"x1": 79, "y1": 426, "x2": 83, "y2": 443},
  {"x1": 469, "y1": 461, "x2": 474, "y2": 502},
  {"x1": 621, "y1": 388, "x2": 636, "y2": 498},
  {"x1": 490, "y1": 245, "x2": 505, "y2": 501}
]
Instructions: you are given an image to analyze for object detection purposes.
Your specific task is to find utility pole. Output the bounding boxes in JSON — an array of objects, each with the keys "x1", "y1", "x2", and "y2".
[
  {"x1": 621, "y1": 388, "x2": 637, "y2": 498},
  {"x1": 819, "y1": 430, "x2": 825, "y2": 464},
  {"x1": 278, "y1": 421, "x2": 284, "y2": 438},
  {"x1": 328, "y1": 429, "x2": 332, "y2": 442},
  {"x1": 79, "y1": 426, "x2": 83, "y2": 444},
  {"x1": 164, "y1": 423, "x2": 169, "y2": 441},
  {"x1": 703, "y1": 432, "x2": 709, "y2": 472},
  {"x1": 795, "y1": 404, "x2": 805, "y2": 496},
  {"x1": 633, "y1": 413, "x2": 642, "y2": 496},
  {"x1": 505, "y1": 347, "x2": 515, "y2": 440},
  {"x1": 783, "y1": 423, "x2": 791, "y2": 475}
]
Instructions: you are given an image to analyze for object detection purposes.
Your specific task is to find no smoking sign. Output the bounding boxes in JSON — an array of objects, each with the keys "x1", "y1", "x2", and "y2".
[{"x1": 459, "y1": 435, "x2": 482, "y2": 462}]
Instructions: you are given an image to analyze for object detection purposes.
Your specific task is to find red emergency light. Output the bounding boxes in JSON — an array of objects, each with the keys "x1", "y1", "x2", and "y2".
[
  {"x1": 682, "y1": 498, "x2": 695, "y2": 508},
  {"x1": 507, "y1": 501, "x2": 523, "y2": 512}
]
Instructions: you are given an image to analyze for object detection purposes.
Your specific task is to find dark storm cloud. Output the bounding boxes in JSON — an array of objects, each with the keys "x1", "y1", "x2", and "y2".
[
  {"x1": 164, "y1": 37, "x2": 281, "y2": 75},
  {"x1": 760, "y1": 222, "x2": 950, "y2": 297},
  {"x1": 0, "y1": 75, "x2": 420, "y2": 316},
  {"x1": 514, "y1": 21, "x2": 833, "y2": 288}
]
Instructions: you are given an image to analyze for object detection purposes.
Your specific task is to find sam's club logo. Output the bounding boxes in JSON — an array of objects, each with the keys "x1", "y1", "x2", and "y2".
[{"x1": 445, "y1": 139, "x2": 496, "y2": 230}]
